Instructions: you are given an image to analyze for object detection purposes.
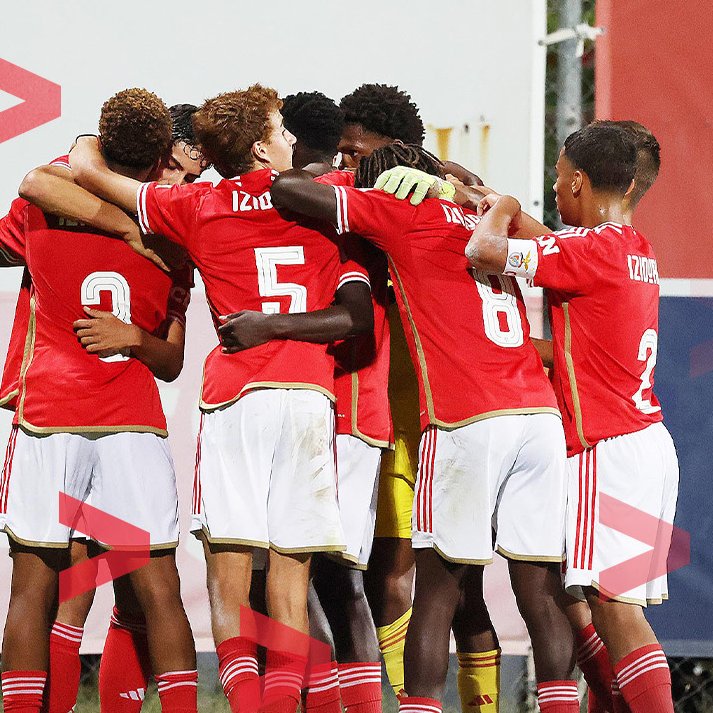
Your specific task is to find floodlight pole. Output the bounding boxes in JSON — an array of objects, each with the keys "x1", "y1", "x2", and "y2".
[{"x1": 556, "y1": 0, "x2": 583, "y2": 148}]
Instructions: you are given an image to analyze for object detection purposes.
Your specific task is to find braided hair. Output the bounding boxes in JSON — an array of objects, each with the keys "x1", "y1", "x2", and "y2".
[{"x1": 355, "y1": 141, "x2": 444, "y2": 188}]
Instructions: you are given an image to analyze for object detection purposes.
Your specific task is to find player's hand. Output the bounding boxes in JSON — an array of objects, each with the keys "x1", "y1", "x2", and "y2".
[
  {"x1": 477, "y1": 192, "x2": 504, "y2": 216},
  {"x1": 374, "y1": 166, "x2": 456, "y2": 206},
  {"x1": 122, "y1": 222, "x2": 170, "y2": 272},
  {"x1": 73, "y1": 307, "x2": 139, "y2": 358},
  {"x1": 218, "y1": 311, "x2": 275, "y2": 353}
]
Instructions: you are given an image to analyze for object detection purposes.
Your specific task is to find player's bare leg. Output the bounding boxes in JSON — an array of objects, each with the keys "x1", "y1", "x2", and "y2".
[
  {"x1": 303, "y1": 583, "x2": 342, "y2": 713},
  {"x1": 585, "y1": 592, "x2": 673, "y2": 713},
  {"x1": 585, "y1": 593, "x2": 657, "y2": 666},
  {"x1": 124, "y1": 550, "x2": 195, "y2": 672},
  {"x1": 127, "y1": 549, "x2": 198, "y2": 711},
  {"x1": 1, "y1": 544, "x2": 65, "y2": 712},
  {"x1": 403, "y1": 550, "x2": 470, "y2": 700},
  {"x1": 562, "y1": 596, "x2": 616, "y2": 713},
  {"x1": 365, "y1": 537, "x2": 414, "y2": 627},
  {"x1": 508, "y1": 560, "x2": 576, "y2": 679},
  {"x1": 46, "y1": 540, "x2": 95, "y2": 713},
  {"x1": 313, "y1": 557, "x2": 380, "y2": 662},
  {"x1": 507, "y1": 561, "x2": 579, "y2": 713},
  {"x1": 202, "y1": 539, "x2": 257, "y2": 713},
  {"x1": 264, "y1": 550, "x2": 312, "y2": 713},
  {"x1": 451, "y1": 568, "x2": 501, "y2": 713},
  {"x1": 2, "y1": 545, "x2": 65, "y2": 670}
]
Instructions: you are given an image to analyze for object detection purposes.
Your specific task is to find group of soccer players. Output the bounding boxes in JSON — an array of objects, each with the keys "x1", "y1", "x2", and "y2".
[{"x1": 0, "y1": 79, "x2": 677, "y2": 713}]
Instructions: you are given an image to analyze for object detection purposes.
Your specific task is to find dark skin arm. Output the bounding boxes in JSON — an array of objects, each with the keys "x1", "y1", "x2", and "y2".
[
  {"x1": 218, "y1": 281, "x2": 373, "y2": 354},
  {"x1": 442, "y1": 160, "x2": 483, "y2": 187},
  {"x1": 270, "y1": 169, "x2": 339, "y2": 222},
  {"x1": 532, "y1": 338, "x2": 554, "y2": 369}
]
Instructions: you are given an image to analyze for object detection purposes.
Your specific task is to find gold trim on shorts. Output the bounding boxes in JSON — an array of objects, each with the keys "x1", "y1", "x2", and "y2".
[{"x1": 496, "y1": 545, "x2": 565, "y2": 563}]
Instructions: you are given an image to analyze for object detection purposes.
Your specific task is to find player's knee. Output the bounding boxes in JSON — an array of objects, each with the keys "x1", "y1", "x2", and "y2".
[{"x1": 587, "y1": 594, "x2": 645, "y2": 639}]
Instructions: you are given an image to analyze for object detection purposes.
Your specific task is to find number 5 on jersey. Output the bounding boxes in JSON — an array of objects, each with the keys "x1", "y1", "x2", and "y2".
[{"x1": 255, "y1": 247, "x2": 307, "y2": 314}]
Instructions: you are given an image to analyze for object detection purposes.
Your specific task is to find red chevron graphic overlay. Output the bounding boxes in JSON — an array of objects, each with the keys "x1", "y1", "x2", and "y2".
[
  {"x1": 598, "y1": 493, "x2": 690, "y2": 600},
  {"x1": 0, "y1": 58, "x2": 61, "y2": 144},
  {"x1": 238, "y1": 605, "x2": 333, "y2": 711},
  {"x1": 58, "y1": 493, "x2": 150, "y2": 603}
]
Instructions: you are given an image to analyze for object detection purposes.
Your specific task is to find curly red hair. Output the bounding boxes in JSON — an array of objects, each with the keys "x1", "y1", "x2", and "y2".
[{"x1": 192, "y1": 84, "x2": 282, "y2": 178}]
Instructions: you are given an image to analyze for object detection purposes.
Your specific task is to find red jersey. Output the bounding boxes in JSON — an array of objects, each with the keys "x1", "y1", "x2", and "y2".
[
  {"x1": 333, "y1": 187, "x2": 559, "y2": 430},
  {"x1": 507, "y1": 222, "x2": 663, "y2": 455},
  {"x1": 12, "y1": 198, "x2": 191, "y2": 435},
  {"x1": 0, "y1": 198, "x2": 30, "y2": 410},
  {"x1": 318, "y1": 171, "x2": 392, "y2": 448},
  {"x1": 136, "y1": 168, "x2": 345, "y2": 410}
]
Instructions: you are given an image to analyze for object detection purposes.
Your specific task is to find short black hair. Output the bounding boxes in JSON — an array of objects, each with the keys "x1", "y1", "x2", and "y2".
[
  {"x1": 340, "y1": 84, "x2": 425, "y2": 145},
  {"x1": 355, "y1": 141, "x2": 443, "y2": 189},
  {"x1": 563, "y1": 124, "x2": 637, "y2": 194},
  {"x1": 593, "y1": 120, "x2": 660, "y2": 206},
  {"x1": 169, "y1": 103, "x2": 199, "y2": 144},
  {"x1": 281, "y1": 91, "x2": 344, "y2": 156}
]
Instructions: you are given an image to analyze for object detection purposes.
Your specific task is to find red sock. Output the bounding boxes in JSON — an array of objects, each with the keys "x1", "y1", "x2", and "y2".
[
  {"x1": 338, "y1": 662, "x2": 382, "y2": 713},
  {"x1": 99, "y1": 607, "x2": 151, "y2": 711},
  {"x1": 217, "y1": 636, "x2": 260, "y2": 713},
  {"x1": 536, "y1": 680, "x2": 580, "y2": 713},
  {"x1": 614, "y1": 644, "x2": 672, "y2": 713},
  {"x1": 260, "y1": 650, "x2": 307, "y2": 713},
  {"x1": 398, "y1": 695, "x2": 442, "y2": 713},
  {"x1": 611, "y1": 679, "x2": 630, "y2": 713},
  {"x1": 576, "y1": 624, "x2": 614, "y2": 712},
  {"x1": 1, "y1": 670, "x2": 46, "y2": 712},
  {"x1": 46, "y1": 621, "x2": 83, "y2": 713},
  {"x1": 155, "y1": 670, "x2": 198, "y2": 712},
  {"x1": 303, "y1": 661, "x2": 341, "y2": 713}
]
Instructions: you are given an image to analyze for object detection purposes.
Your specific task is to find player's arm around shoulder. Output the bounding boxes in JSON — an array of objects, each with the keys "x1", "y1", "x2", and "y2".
[
  {"x1": 270, "y1": 169, "x2": 339, "y2": 223},
  {"x1": 464, "y1": 194, "x2": 523, "y2": 272}
]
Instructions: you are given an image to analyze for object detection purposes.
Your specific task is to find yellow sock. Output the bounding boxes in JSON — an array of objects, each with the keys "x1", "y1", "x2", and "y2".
[
  {"x1": 376, "y1": 607, "x2": 412, "y2": 696},
  {"x1": 457, "y1": 648, "x2": 501, "y2": 713}
]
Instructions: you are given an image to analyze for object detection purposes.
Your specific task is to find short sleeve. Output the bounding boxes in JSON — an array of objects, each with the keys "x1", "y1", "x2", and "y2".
[
  {"x1": 0, "y1": 199, "x2": 28, "y2": 265},
  {"x1": 136, "y1": 181, "x2": 201, "y2": 248},
  {"x1": 504, "y1": 227, "x2": 599, "y2": 295},
  {"x1": 337, "y1": 235, "x2": 371, "y2": 292},
  {"x1": 333, "y1": 186, "x2": 414, "y2": 251}
]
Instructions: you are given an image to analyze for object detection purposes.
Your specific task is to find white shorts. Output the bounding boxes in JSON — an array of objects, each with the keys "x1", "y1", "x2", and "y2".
[
  {"x1": 0, "y1": 426, "x2": 179, "y2": 549},
  {"x1": 191, "y1": 389, "x2": 344, "y2": 554},
  {"x1": 412, "y1": 413, "x2": 567, "y2": 564},
  {"x1": 332, "y1": 434, "x2": 381, "y2": 568},
  {"x1": 565, "y1": 422, "x2": 679, "y2": 606}
]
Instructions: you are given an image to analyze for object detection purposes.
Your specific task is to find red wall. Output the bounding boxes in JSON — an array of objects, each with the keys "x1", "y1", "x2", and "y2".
[{"x1": 596, "y1": 1, "x2": 713, "y2": 278}]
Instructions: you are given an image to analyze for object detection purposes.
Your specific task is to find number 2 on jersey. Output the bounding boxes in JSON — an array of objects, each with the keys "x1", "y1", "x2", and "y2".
[
  {"x1": 472, "y1": 270, "x2": 524, "y2": 348},
  {"x1": 632, "y1": 328, "x2": 661, "y2": 414},
  {"x1": 254, "y1": 247, "x2": 307, "y2": 314},
  {"x1": 80, "y1": 271, "x2": 132, "y2": 363}
]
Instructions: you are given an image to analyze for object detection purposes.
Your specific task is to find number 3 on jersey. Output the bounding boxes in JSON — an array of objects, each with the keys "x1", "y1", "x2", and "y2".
[
  {"x1": 472, "y1": 270, "x2": 524, "y2": 348},
  {"x1": 633, "y1": 328, "x2": 661, "y2": 414},
  {"x1": 80, "y1": 271, "x2": 131, "y2": 363},
  {"x1": 255, "y1": 247, "x2": 307, "y2": 314}
]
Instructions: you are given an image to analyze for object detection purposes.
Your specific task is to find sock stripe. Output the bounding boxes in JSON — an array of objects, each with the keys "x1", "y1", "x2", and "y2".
[
  {"x1": 379, "y1": 623, "x2": 409, "y2": 649},
  {"x1": 616, "y1": 651, "x2": 668, "y2": 681},
  {"x1": 617, "y1": 659, "x2": 669, "y2": 688},
  {"x1": 399, "y1": 705, "x2": 442, "y2": 713},
  {"x1": 579, "y1": 638, "x2": 605, "y2": 664}
]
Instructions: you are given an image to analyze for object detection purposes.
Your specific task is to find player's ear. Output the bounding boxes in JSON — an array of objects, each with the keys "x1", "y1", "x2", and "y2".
[
  {"x1": 623, "y1": 178, "x2": 635, "y2": 200},
  {"x1": 571, "y1": 170, "x2": 584, "y2": 197},
  {"x1": 252, "y1": 139, "x2": 270, "y2": 166}
]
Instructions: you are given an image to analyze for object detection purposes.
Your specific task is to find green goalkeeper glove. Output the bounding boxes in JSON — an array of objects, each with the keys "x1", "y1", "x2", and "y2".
[{"x1": 374, "y1": 166, "x2": 456, "y2": 206}]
